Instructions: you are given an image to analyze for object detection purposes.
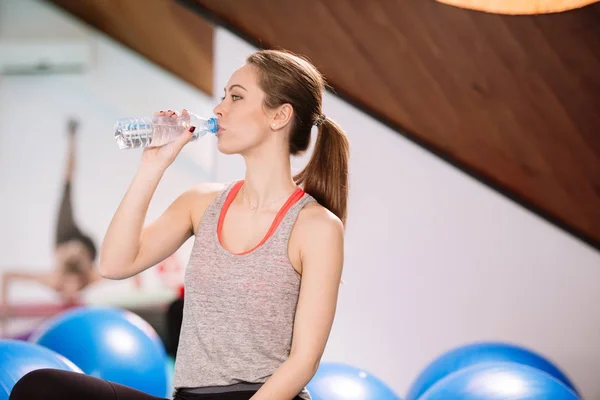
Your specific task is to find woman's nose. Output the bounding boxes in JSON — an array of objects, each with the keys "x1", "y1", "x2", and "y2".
[{"x1": 213, "y1": 101, "x2": 224, "y2": 118}]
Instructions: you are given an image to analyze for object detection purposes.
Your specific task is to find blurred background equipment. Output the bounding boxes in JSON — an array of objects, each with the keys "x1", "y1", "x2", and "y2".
[
  {"x1": 417, "y1": 362, "x2": 579, "y2": 400},
  {"x1": 29, "y1": 306, "x2": 169, "y2": 398},
  {"x1": 0, "y1": 339, "x2": 83, "y2": 400},
  {"x1": 306, "y1": 362, "x2": 401, "y2": 400},
  {"x1": 0, "y1": 38, "x2": 92, "y2": 75},
  {"x1": 405, "y1": 341, "x2": 578, "y2": 400}
]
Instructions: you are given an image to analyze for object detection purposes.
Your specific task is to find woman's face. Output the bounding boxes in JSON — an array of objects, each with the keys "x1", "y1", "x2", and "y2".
[
  {"x1": 213, "y1": 64, "x2": 273, "y2": 155},
  {"x1": 58, "y1": 272, "x2": 85, "y2": 303},
  {"x1": 58, "y1": 240, "x2": 92, "y2": 265}
]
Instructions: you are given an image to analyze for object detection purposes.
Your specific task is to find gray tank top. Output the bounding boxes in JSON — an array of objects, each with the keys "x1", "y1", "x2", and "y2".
[{"x1": 172, "y1": 181, "x2": 314, "y2": 400}]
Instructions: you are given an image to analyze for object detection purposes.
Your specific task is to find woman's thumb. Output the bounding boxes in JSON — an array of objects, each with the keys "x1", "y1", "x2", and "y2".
[{"x1": 175, "y1": 126, "x2": 195, "y2": 147}]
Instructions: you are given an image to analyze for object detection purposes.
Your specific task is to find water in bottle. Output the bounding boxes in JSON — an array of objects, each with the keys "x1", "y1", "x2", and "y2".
[{"x1": 114, "y1": 112, "x2": 218, "y2": 149}]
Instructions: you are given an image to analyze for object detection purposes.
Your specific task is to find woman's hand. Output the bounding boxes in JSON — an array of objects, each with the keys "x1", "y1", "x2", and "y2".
[{"x1": 140, "y1": 109, "x2": 195, "y2": 171}]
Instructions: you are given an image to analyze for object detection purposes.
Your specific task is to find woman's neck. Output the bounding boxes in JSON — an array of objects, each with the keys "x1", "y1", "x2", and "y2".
[{"x1": 241, "y1": 147, "x2": 297, "y2": 209}]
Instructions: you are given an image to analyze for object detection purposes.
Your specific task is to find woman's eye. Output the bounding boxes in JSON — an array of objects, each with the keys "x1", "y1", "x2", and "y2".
[{"x1": 220, "y1": 94, "x2": 242, "y2": 101}]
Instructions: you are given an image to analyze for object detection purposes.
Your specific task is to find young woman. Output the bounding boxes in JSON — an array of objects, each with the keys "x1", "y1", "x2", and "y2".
[
  {"x1": 1, "y1": 119, "x2": 102, "y2": 319},
  {"x1": 9, "y1": 49, "x2": 349, "y2": 400}
]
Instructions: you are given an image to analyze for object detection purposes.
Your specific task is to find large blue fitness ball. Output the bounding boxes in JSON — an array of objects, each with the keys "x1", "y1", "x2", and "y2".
[
  {"x1": 29, "y1": 306, "x2": 168, "y2": 397},
  {"x1": 418, "y1": 362, "x2": 580, "y2": 400},
  {"x1": 0, "y1": 339, "x2": 82, "y2": 400},
  {"x1": 307, "y1": 362, "x2": 401, "y2": 400},
  {"x1": 405, "y1": 341, "x2": 577, "y2": 400}
]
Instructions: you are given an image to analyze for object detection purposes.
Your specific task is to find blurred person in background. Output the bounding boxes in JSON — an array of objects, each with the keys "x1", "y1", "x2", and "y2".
[{"x1": 1, "y1": 119, "x2": 140, "y2": 322}]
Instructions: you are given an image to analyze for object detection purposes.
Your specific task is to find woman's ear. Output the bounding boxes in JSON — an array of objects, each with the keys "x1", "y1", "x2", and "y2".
[{"x1": 270, "y1": 103, "x2": 294, "y2": 130}]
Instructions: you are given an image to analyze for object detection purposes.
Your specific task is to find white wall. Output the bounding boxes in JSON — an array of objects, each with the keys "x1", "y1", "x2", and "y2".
[
  {"x1": 213, "y1": 28, "x2": 600, "y2": 399},
  {"x1": 0, "y1": 0, "x2": 218, "y2": 304}
]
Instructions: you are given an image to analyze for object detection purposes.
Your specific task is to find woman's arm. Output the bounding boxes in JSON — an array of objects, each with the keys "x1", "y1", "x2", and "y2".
[
  {"x1": 99, "y1": 109, "x2": 207, "y2": 280},
  {"x1": 2, "y1": 271, "x2": 57, "y2": 296},
  {"x1": 251, "y1": 206, "x2": 345, "y2": 400},
  {"x1": 97, "y1": 173, "x2": 224, "y2": 280},
  {"x1": 1, "y1": 271, "x2": 57, "y2": 313},
  {"x1": 98, "y1": 165, "x2": 193, "y2": 279}
]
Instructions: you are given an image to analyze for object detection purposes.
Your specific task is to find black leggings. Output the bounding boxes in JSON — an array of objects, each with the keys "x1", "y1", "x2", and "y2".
[
  {"x1": 55, "y1": 182, "x2": 97, "y2": 261},
  {"x1": 9, "y1": 369, "x2": 305, "y2": 400}
]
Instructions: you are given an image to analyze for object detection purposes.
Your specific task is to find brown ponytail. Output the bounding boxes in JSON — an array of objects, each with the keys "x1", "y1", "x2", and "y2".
[
  {"x1": 247, "y1": 49, "x2": 350, "y2": 225},
  {"x1": 294, "y1": 118, "x2": 349, "y2": 225}
]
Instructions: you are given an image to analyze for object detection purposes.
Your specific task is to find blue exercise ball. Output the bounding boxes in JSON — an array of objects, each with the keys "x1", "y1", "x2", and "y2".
[
  {"x1": 307, "y1": 362, "x2": 401, "y2": 400},
  {"x1": 0, "y1": 339, "x2": 82, "y2": 400},
  {"x1": 418, "y1": 362, "x2": 580, "y2": 400},
  {"x1": 29, "y1": 306, "x2": 168, "y2": 398},
  {"x1": 405, "y1": 342, "x2": 577, "y2": 400}
]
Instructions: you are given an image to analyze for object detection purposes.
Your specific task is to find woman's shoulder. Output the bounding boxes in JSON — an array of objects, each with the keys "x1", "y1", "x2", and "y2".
[
  {"x1": 184, "y1": 182, "x2": 230, "y2": 233},
  {"x1": 295, "y1": 200, "x2": 344, "y2": 240},
  {"x1": 290, "y1": 201, "x2": 344, "y2": 275},
  {"x1": 177, "y1": 181, "x2": 227, "y2": 206},
  {"x1": 188, "y1": 181, "x2": 229, "y2": 197}
]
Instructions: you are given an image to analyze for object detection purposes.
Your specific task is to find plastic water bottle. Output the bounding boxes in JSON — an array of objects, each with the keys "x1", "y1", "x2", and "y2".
[{"x1": 114, "y1": 113, "x2": 218, "y2": 149}]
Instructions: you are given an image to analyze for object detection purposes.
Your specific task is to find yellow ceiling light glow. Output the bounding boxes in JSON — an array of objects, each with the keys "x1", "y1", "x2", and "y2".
[{"x1": 436, "y1": 0, "x2": 599, "y2": 14}]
